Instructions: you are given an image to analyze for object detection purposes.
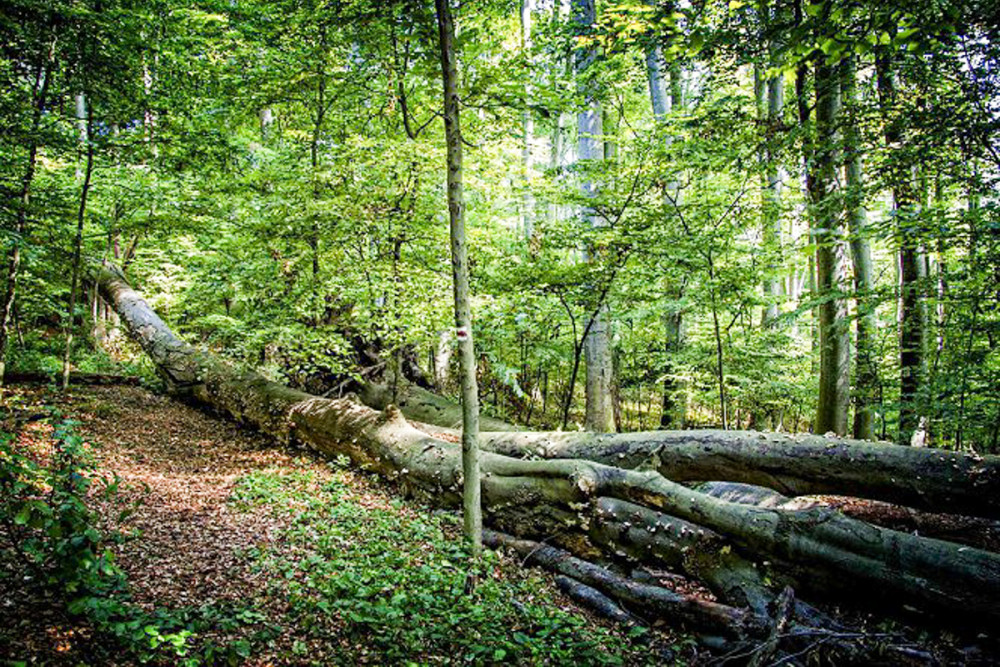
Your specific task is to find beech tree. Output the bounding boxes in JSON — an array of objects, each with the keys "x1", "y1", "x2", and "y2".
[{"x1": 435, "y1": 0, "x2": 482, "y2": 553}]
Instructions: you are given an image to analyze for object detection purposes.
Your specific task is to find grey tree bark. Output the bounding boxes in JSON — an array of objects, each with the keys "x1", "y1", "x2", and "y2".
[
  {"x1": 519, "y1": 0, "x2": 535, "y2": 240},
  {"x1": 62, "y1": 92, "x2": 95, "y2": 390},
  {"x1": 644, "y1": 23, "x2": 686, "y2": 429},
  {"x1": 573, "y1": 0, "x2": 615, "y2": 432},
  {"x1": 757, "y1": 16, "x2": 785, "y2": 328},
  {"x1": 810, "y1": 60, "x2": 850, "y2": 436},
  {"x1": 259, "y1": 107, "x2": 273, "y2": 142},
  {"x1": 435, "y1": 0, "x2": 483, "y2": 553},
  {"x1": 840, "y1": 56, "x2": 878, "y2": 441}
]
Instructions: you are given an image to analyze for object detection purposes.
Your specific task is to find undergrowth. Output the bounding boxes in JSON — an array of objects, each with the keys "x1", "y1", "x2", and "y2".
[
  {"x1": 231, "y1": 465, "x2": 676, "y2": 666},
  {"x1": 0, "y1": 408, "x2": 267, "y2": 665}
]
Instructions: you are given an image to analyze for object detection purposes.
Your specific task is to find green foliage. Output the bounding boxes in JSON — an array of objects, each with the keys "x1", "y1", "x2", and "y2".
[
  {"x1": 0, "y1": 416, "x2": 127, "y2": 596},
  {"x1": 232, "y1": 468, "x2": 661, "y2": 665},
  {"x1": 2, "y1": 0, "x2": 999, "y2": 447}
]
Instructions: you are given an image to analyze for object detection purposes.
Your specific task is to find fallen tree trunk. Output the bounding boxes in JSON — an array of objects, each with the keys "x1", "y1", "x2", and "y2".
[
  {"x1": 479, "y1": 429, "x2": 1000, "y2": 520},
  {"x1": 373, "y1": 382, "x2": 1000, "y2": 520},
  {"x1": 94, "y1": 262, "x2": 1000, "y2": 633},
  {"x1": 360, "y1": 382, "x2": 519, "y2": 432},
  {"x1": 483, "y1": 530, "x2": 769, "y2": 638}
]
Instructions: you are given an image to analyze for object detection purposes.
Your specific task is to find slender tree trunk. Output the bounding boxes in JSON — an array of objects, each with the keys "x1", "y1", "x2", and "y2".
[
  {"x1": 572, "y1": 0, "x2": 614, "y2": 432},
  {"x1": 62, "y1": 93, "x2": 95, "y2": 389},
  {"x1": 520, "y1": 0, "x2": 535, "y2": 240},
  {"x1": 436, "y1": 0, "x2": 482, "y2": 553},
  {"x1": 644, "y1": 24, "x2": 686, "y2": 429},
  {"x1": 0, "y1": 46, "x2": 55, "y2": 386},
  {"x1": 259, "y1": 107, "x2": 273, "y2": 142},
  {"x1": 547, "y1": 0, "x2": 570, "y2": 230},
  {"x1": 709, "y1": 276, "x2": 728, "y2": 430},
  {"x1": 811, "y1": 60, "x2": 850, "y2": 436},
  {"x1": 876, "y1": 52, "x2": 924, "y2": 445},
  {"x1": 760, "y1": 29, "x2": 784, "y2": 328},
  {"x1": 840, "y1": 56, "x2": 877, "y2": 441}
]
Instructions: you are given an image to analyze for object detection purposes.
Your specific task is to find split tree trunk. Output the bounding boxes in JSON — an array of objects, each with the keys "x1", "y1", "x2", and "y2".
[
  {"x1": 94, "y1": 263, "x2": 1000, "y2": 632},
  {"x1": 477, "y1": 427, "x2": 1000, "y2": 520},
  {"x1": 366, "y1": 381, "x2": 1000, "y2": 520}
]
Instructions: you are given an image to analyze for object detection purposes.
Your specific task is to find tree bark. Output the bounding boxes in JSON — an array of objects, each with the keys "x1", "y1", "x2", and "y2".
[
  {"x1": 876, "y1": 51, "x2": 925, "y2": 445},
  {"x1": 484, "y1": 530, "x2": 769, "y2": 638},
  {"x1": 810, "y1": 60, "x2": 850, "y2": 435},
  {"x1": 573, "y1": 0, "x2": 615, "y2": 433},
  {"x1": 644, "y1": 22, "x2": 686, "y2": 430},
  {"x1": 359, "y1": 381, "x2": 517, "y2": 432},
  {"x1": 477, "y1": 428, "x2": 1000, "y2": 520},
  {"x1": 519, "y1": 0, "x2": 535, "y2": 241},
  {"x1": 840, "y1": 56, "x2": 878, "y2": 441},
  {"x1": 62, "y1": 93, "x2": 95, "y2": 390},
  {"x1": 759, "y1": 20, "x2": 784, "y2": 328},
  {"x1": 435, "y1": 0, "x2": 483, "y2": 553}
]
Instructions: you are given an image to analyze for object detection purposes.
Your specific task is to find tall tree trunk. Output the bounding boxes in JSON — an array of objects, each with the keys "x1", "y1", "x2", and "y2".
[
  {"x1": 259, "y1": 107, "x2": 273, "y2": 142},
  {"x1": 876, "y1": 52, "x2": 925, "y2": 445},
  {"x1": 794, "y1": 4, "x2": 819, "y2": 373},
  {"x1": 0, "y1": 45, "x2": 55, "y2": 386},
  {"x1": 62, "y1": 93, "x2": 95, "y2": 389},
  {"x1": 644, "y1": 24, "x2": 686, "y2": 429},
  {"x1": 573, "y1": 0, "x2": 614, "y2": 432},
  {"x1": 811, "y1": 60, "x2": 850, "y2": 435},
  {"x1": 520, "y1": 0, "x2": 535, "y2": 240},
  {"x1": 759, "y1": 23, "x2": 784, "y2": 328},
  {"x1": 435, "y1": 0, "x2": 482, "y2": 553},
  {"x1": 840, "y1": 56, "x2": 878, "y2": 441}
]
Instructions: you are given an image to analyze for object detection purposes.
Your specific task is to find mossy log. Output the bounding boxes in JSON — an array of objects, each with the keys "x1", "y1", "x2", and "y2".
[
  {"x1": 360, "y1": 382, "x2": 519, "y2": 432},
  {"x1": 94, "y1": 262, "x2": 1000, "y2": 631},
  {"x1": 478, "y1": 429, "x2": 1000, "y2": 520},
  {"x1": 371, "y1": 383, "x2": 1000, "y2": 520}
]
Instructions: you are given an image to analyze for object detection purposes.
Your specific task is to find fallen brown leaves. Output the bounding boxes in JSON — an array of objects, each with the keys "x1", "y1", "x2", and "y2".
[{"x1": 1, "y1": 385, "x2": 332, "y2": 664}]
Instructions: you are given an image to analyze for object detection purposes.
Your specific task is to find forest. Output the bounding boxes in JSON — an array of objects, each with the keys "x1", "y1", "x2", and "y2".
[{"x1": 2, "y1": 0, "x2": 1000, "y2": 664}]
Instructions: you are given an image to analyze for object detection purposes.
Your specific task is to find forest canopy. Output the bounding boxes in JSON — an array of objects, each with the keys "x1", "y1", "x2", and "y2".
[{"x1": 2, "y1": 0, "x2": 999, "y2": 446}]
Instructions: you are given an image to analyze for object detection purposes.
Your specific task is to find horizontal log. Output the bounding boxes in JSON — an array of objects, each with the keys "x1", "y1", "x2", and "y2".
[
  {"x1": 360, "y1": 382, "x2": 518, "y2": 432},
  {"x1": 552, "y1": 575, "x2": 643, "y2": 627},
  {"x1": 93, "y1": 261, "x2": 1000, "y2": 630},
  {"x1": 479, "y1": 429, "x2": 1000, "y2": 520},
  {"x1": 484, "y1": 530, "x2": 768, "y2": 638}
]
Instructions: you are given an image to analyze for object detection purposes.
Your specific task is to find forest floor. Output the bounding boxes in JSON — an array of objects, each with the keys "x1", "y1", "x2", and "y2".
[{"x1": 0, "y1": 384, "x2": 682, "y2": 666}]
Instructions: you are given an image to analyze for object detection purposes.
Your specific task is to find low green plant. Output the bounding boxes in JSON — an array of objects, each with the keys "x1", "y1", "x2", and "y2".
[{"x1": 233, "y1": 468, "x2": 663, "y2": 666}]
